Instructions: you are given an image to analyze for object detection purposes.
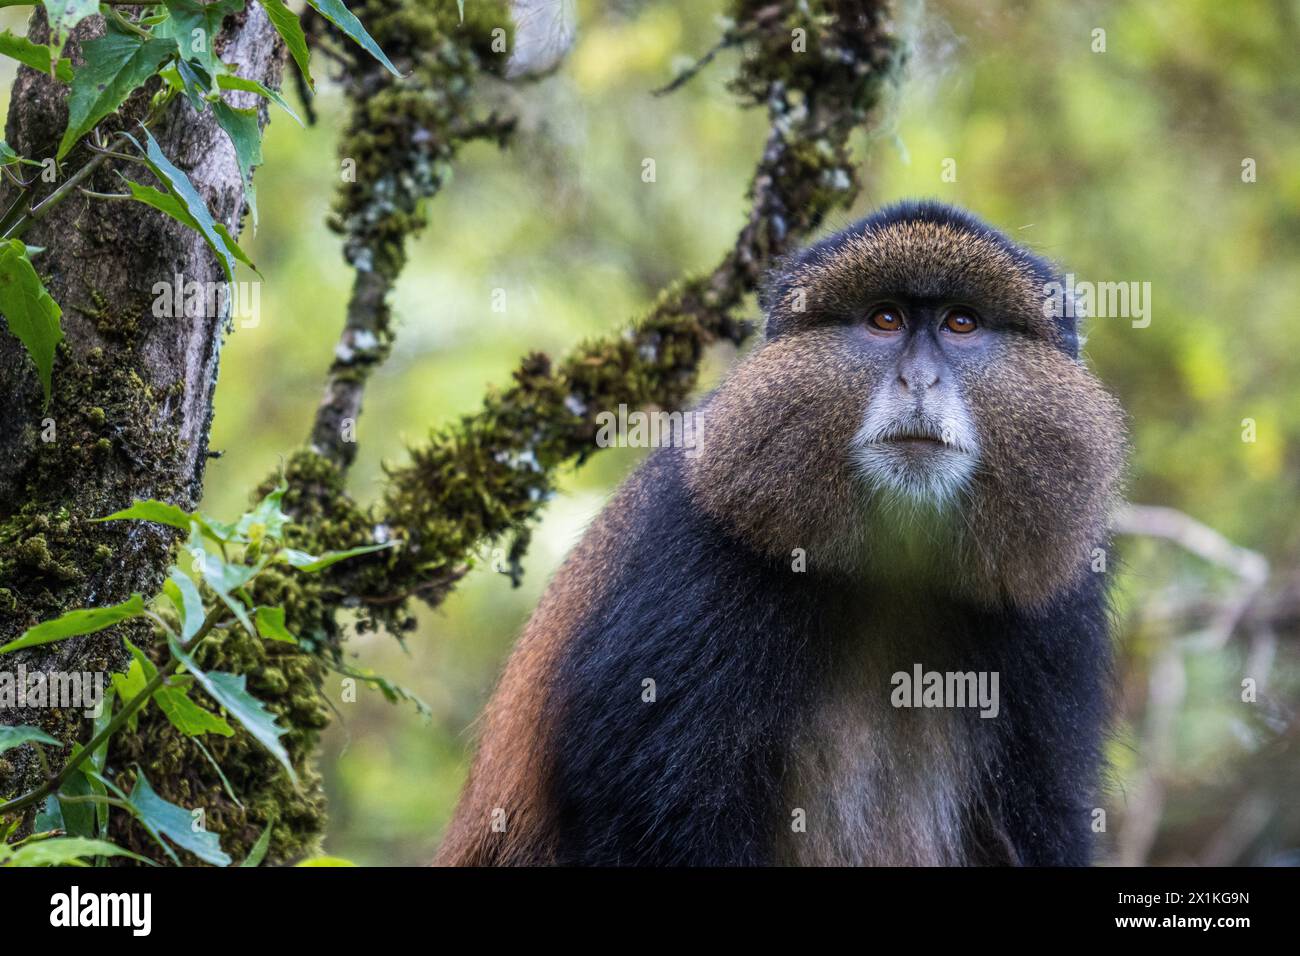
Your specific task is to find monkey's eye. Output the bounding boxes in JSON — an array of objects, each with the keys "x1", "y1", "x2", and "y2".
[
  {"x1": 867, "y1": 307, "x2": 904, "y2": 332},
  {"x1": 942, "y1": 310, "x2": 978, "y2": 334}
]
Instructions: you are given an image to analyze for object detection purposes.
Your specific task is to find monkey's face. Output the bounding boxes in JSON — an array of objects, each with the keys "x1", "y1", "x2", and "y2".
[
  {"x1": 686, "y1": 203, "x2": 1126, "y2": 607},
  {"x1": 847, "y1": 299, "x2": 984, "y2": 506}
]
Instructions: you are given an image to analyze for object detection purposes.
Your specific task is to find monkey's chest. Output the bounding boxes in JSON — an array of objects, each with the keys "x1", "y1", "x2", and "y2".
[{"x1": 775, "y1": 622, "x2": 989, "y2": 866}]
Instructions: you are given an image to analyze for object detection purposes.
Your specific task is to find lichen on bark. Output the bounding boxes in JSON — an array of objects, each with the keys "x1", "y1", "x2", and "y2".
[{"x1": 309, "y1": 0, "x2": 516, "y2": 469}]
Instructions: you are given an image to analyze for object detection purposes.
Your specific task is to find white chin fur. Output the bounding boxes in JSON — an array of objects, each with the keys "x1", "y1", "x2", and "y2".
[
  {"x1": 850, "y1": 440, "x2": 977, "y2": 506},
  {"x1": 850, "y1": 403, "x2": 980, "y2": 507}
]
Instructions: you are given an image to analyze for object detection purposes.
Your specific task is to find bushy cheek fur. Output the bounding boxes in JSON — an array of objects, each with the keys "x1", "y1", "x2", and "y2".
[
  {"x1": 685, "y1": 327, "x2": 877, "y2": 569},
  {"x1": 963, "y1": 340, "x2": 1126, "y2": 606},
  {"x1": 687, "y1": 328, "x2": 1124, "y2": 608}
]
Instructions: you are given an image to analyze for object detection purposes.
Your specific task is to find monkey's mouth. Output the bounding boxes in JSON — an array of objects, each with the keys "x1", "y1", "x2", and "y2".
[
  {"x1": 851, "y1": 415, "x2": 979, "y2": 504},
  {"x1": 869, "y1": 423, "x2": 969, "y2": 454},
  {"x1": 881, "y1": 433, "x2": 946, "y2": 448},
  {"x1": 875, "y1": 434, "x2": 964, "y2": 468}
]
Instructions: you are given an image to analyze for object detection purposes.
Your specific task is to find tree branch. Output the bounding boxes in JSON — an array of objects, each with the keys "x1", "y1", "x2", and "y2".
[
  {"x1": 305, "y1": 1, "x2": 517, "y2": 470},
  {"x1": 366, "y1": 0, "x2": 902, "y2": 610}
]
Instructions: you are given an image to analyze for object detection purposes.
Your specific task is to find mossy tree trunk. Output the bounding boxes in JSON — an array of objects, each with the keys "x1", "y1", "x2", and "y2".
[{"x1": 0, "y1": 7, "x2": 283, "y2": 815}]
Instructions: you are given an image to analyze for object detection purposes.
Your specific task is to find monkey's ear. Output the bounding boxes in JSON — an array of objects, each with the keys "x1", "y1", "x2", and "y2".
[
  {"x1": 759, "y1": 246, "x2": 826, "y2": 340},
  {"x1": 1039, "y1": 276, "x2": 1084, "y2": 359},
  {"x1": 758, "y1": 259, "x2": 797, "y2": 339}
]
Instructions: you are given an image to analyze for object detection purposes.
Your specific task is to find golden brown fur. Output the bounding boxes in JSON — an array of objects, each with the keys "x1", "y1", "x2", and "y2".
[
  {"x1": 690, "y1": 217, "x2": 1124, "y2": 608},
  {"x1": 434, "y1": 476, "x2": 645, "y2": 864}
]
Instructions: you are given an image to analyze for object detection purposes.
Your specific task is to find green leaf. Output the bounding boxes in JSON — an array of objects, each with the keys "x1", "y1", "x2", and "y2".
[
  {"x1": 0, "y1": 30, "x2": 72, "y2": 82},
  {"x1": 164, "y1": 568, "x2": 205, "y2": 642},
  {"x1": 35, "y1": 795, "x2": 64, "y2": 834},
  {"x1": 215, "y1": 221, "x2": 258, "y2": 271},
  {"x1": 125, "y1": 177, "x2": 207, "y2": 237},
  {"x1": 154, "y1": 681, "x2": 235, "y2": 737},
  {"x1": 78, "y1": 691, "x2": 115, "y2": 838},
  {"x1": 254, "y1": 605, "x2": 298, "y2": 644},
  {"x1": 128, "y1": 126, "x2": 240, "y2": 282},
  {"x1": 221, "y1": 591, "x2": 260, "y2": 640},
  {"x1": 172, "y1": 57, "x2": 214, "y2": 111},
  {"x1": 0, "y1": 238, "x2": 63, "y2": 409},
  {"x1": 296, "y1": 855, "x2": 357, "y2": 867},
  {"x1": 1, "y1": 836, "x2": 152, "y2": 867},
  {"x1": 211, "y1": 100, "x2": 262, "y2": 226},
  {"x1": 279, "y1": 541, "x2": 396, "y2": 572},
  {"x1": 306, "y1": 0, "x2": 400, "y2": 77},
  {"x1": 185, "y1": 534, "x2": 257, "y2": 597},
  {"x1": 184, "y1": 530, "x2": 243, "y2": 588},
  {"x1": 0, "y1": 593, "x2": 144, "y2": 655},
  {"x1": 168, "y1": 635, "x2": 297, "y2": 784},
  {"x1": 0, "y1": 724, "x2": 60, "y2": 754},
  {"x1": 110, "y1": 653, "x2": 148, "y2": 732},
  {"x1": 57, "y1": 20, "x2": 178, "y2": 159},
  {"x1": 93, "y1": 498, "x2": 192, "y2": 531},
  {"x1": 329, "y1": 661, "x2": 430, "y2": 717},
  {"x1": 125, "y1": 770, "x2": 231, "y2": 866},
  {"x1": 0, "y1": 142, "x2": 42, "y2": 170},
  {"x1": 157, "y1": 0, "x2": 245, "y2": 77},
  {"x1": 55, "y1": 769, "x2": 98, "y2": 839},
  {"x1": 236, "y1": 483, "x2": 289, "y2": 544},
  {"x1": 116, "y1": 636, "x2": 230, "y2": 737},
  {"x1": 42, "y1": 0, "x2": 98, "y2": 61},
  {"x1": 240, "y1": 821, "x2": 273, "y2": 867},
  {"x1": 217, "y1": 72, "x2": 302, "y2": 124},
  {"x1": 189, "y1": 511, "x2": 240, "y2": 545},
  {"x1": 85, "y1": 695, "x2": 113, "y2": 776},
  {"x1": 183, "y1": 529, "x2": 259, "y2": 638},
  {"x1": 259, "y1": 0, "x2": 313, "y2": 90}
]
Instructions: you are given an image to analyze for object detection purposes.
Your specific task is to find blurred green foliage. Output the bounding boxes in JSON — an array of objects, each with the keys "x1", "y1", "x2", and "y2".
[{"x1": 4, "y1": 0, "x2": 1296, "y2": 865}]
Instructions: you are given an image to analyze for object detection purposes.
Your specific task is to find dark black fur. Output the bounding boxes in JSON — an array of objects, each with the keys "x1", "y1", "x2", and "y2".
[{"x1": 545, "y1": 447, "x2": 1110, "y2": 866}]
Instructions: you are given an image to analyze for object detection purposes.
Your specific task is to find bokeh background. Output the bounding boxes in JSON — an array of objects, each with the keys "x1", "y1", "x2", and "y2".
[{"x1": 8, "y1": 0, "x2": 1295, "y2": 865}]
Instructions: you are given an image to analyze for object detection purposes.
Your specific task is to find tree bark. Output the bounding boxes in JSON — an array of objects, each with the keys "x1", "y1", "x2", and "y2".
[{"x1": 0, "y1": 6, "x2": 283, "y2": 808}]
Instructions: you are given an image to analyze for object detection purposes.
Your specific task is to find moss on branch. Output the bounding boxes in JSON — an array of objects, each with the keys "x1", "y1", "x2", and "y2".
[
  {"x1": 376, "y1": 0, "x2": 903, "y2": 602},
  {"x1": 309, "y1": 0, "x2": 515, "y2": 468}
]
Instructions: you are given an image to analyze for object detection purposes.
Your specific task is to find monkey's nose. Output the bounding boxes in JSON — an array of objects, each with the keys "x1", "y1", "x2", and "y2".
[{"x1": 898, "y1": 368, "x2": 940, "y2": 391}]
